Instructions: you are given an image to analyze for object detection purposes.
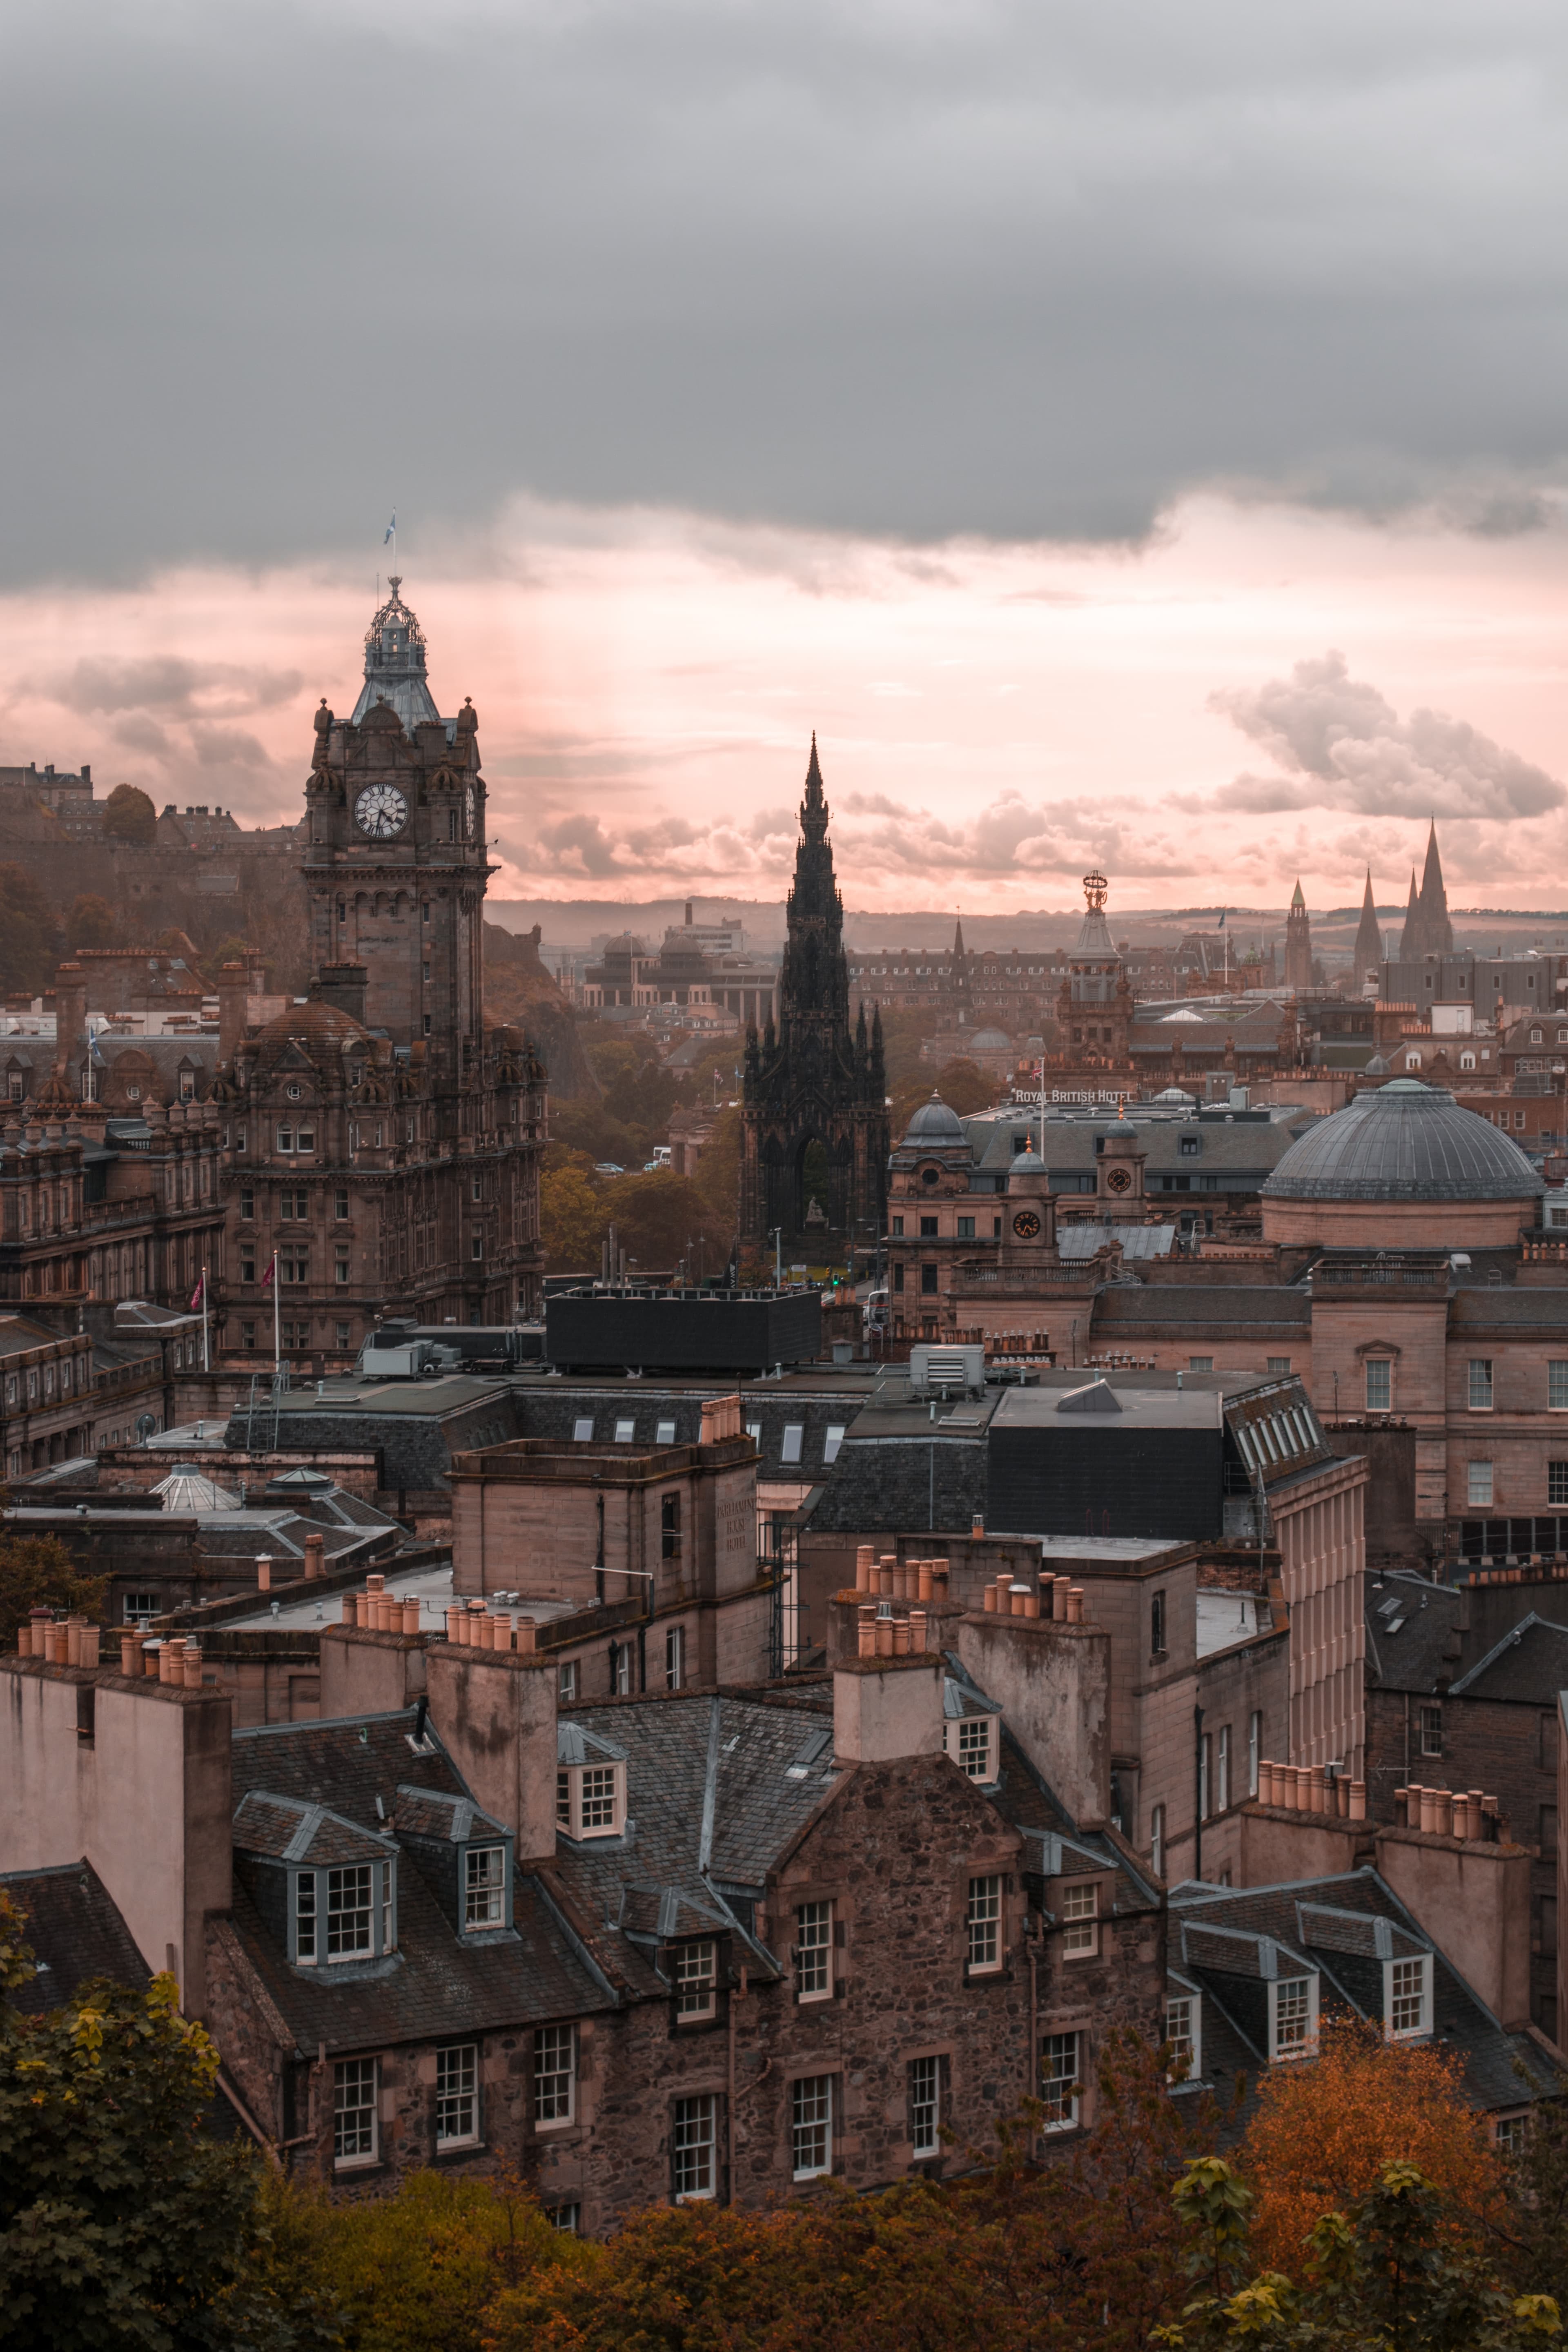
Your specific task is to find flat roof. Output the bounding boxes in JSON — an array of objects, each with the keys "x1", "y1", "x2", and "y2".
[
  {"x1": 270, "y1": 1376, "x2": 511, "y2": 1417},
  {"x1": 992, "y1": 1384, "x2": 1224, "y2": 1433}
]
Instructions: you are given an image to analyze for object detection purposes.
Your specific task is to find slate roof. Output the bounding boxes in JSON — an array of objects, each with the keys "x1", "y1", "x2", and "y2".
[
  {"x1": 1091, "y1": 1286, "x2": 1311, "y2": 1331},
  {"x1": 551, "y1": 1690, "x2": 846, "y2": 1983},
  {"x1": 394, "y1": 1787, "x2": 510, "y2": 1843},
  {"x1": 0, "y1": 1860, "x2": 150, "y2": 2011},
  {"x1": 1169, "y1": 1870, "x2": 1556, "y2": 2121},
  {"x1": 1364, "y1": 1574, "x2": 1466, "y2": 1693},
  {"x1": 225, "y1": 1710, "x2": 613, "y2": 2054},
  {"x1": 1448, "y1": 1612, "x2": 1568, "y2": 1705},
  {"x1": 233, "y1": 1790, "x2": 395, "y2": 1867},
  {"x1": 1449, "y1": 1290, "x2": 1568, "y2": 1333}
]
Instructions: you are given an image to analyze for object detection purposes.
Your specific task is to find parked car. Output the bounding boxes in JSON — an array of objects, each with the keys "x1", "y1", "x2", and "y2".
[{"x1": 594, "y1": 1162, "x2": 625, "y2": 1177}]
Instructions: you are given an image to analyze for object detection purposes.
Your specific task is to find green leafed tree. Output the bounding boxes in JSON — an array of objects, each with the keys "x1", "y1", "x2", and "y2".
[
  {"x1": 0, "y1": 1889, "x2": 335, "y2": 2348},
  {"x1": 0, "y1": 1515, "x2": 107, "y2": 1652},
  {"x1": 100, "y1": 783, "x2": 157, "y2": 845}
]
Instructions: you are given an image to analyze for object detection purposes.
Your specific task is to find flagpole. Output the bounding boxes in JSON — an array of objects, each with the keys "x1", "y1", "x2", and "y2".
[
  {"x1": 272, "y1": 1250, "x2": 281, "y2": 1379},
  {"x1": 201, "y1": 1265, "x2": 209, "y2": 1373}
]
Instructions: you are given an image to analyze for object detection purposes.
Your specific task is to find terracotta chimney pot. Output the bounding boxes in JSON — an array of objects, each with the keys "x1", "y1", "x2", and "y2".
[
  {"x1": 517, "y1": 1616, "x2": 538, "y2": 1655},
  {"x1": 256, "y1": 1556, "x2": 271, "y2": 1591},
  {"x1": 857, "y1": 1606, "x2": 876, "y2": 1659}
]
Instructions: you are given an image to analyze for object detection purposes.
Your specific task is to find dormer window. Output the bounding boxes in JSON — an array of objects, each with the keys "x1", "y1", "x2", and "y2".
[
  {"x1": 1385, "y1": 1952, "x2": 1432, "y2": 2039},
  {"x1": 556, "y1": 1759, "x2": 626, "y2": 1840},
  {"x1": 1061, "y1": 1881, "x2": 1099, "y2": 1958},
  {"x1": 945, "y1": 1714, "x2": 998, "y2": 1781},
  {"x1": 463, "y1": 1843, "x2": 508, "y2": 1930},
  {"x1": 293, "y1": 1859, "x2": 398, "y2": 1965},
  {"x1": 674, "y1": 1939, "x2": 718, "y2": 2019},
  {"x1": 1268, "y1": 1971, "x2": 1318, "y2": 2060}
]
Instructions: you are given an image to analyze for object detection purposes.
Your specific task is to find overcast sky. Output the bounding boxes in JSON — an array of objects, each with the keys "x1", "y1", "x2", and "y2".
[{"x1": 4, "y1": 1, "x2": 1568, "y2": 909}]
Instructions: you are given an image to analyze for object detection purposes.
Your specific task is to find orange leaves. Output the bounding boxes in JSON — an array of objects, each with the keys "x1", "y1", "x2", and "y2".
[{"x1": 1238, "y1": 2017, "x2": 1506, "y2": 2273}]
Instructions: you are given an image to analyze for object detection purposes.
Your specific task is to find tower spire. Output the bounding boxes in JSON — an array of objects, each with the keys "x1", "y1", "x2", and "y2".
[
  {"x1": 1417, "y1": 817, "x2": 1452, "y2": 954},
  {"x1": 1352, "y1": 869, "x2": 1383, "y2": 993}
]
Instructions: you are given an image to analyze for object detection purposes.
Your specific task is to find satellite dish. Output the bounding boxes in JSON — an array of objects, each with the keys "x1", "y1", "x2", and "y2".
[{"x1": 134, "y1": 1413, "x2": 158, "y2": 1445}]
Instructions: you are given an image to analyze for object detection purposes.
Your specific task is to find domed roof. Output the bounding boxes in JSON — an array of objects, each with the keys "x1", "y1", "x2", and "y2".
[
  {"x1": 902, "y1": 1092, "x2": 965, "y2": 1145},
  {"x1": 1153, "y1": 1086, "x2": 1196, "y2": 1104},
  {"x1": 968, "y1": 1027, "x2": 1011, "y2": 1050},
  {"x1": 1009, "y1": 1143, "x2": 1046, "y2": 1172},
  {"x1": 350, "y1": 576, "x2": 443, "y2": 731},
  {"x1": 251, "y1": 997, "x2": 370, "y2": 1074},
  {"x1": 1364, "y1": 1052, "x2": 1391, "y2": 1075},
  {"x1": 1262, "y1": 1080, "x2": 1544, "y2": 1203}
]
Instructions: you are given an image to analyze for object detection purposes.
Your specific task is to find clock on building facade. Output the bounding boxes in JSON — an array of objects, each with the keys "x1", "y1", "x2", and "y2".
[
  {"x1": 1106, "y1": 1165, "x2": 1133, "y2": 1194},
  {"x1": 354, "y1": 783, "x2": 408, "y2": 839},
  {"x1": 1012, "y1": 1208, "x2": 1042, "y2": 1238}
]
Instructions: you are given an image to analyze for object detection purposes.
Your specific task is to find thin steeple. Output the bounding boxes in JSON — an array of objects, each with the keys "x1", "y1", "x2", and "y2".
[
  {"x1": 1352, "y1": 869, "x2": 1383, "y2": 986},
  {"x1": 1417, "y1": 817, "x2": 1452, "y2": 955},
  {"x1": 1400, "y1": 866, "x2": 1421, "y2": 960},
  {"x1": 1290, "y1": 879, "x2": 1305, "y2": 911}
]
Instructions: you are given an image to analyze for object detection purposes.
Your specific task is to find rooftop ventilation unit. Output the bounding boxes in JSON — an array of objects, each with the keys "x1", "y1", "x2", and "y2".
[{"x1": 909, "y1": 1343, "x2": 985, "y2": 1399}]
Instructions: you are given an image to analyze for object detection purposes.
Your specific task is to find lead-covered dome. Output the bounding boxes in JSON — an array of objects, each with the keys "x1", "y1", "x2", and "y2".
[
  {"x1": 902, "y1": 1093, "x2": 965, "y2": 1144},
  {"x1": 1261, "y1": 1079, "x2": 1543, "y2": 1249},
  {"x1": 1263, "y1": 1080, "x2": 1542, "y2": 1203}
]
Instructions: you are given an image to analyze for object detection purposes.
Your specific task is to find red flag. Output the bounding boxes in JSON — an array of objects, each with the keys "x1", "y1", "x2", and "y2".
[
  {"x1": 261, "y1": 1255, "x2": 276, "y2": 1290},
  {"x1": 189, "y1": 1273, "x2": 205, "y2": 1311}
]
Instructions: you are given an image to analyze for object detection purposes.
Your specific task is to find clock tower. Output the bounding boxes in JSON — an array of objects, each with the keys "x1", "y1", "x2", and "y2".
[{"x1": 302, "y1": 578, "x2": 488, "y2": 1092}]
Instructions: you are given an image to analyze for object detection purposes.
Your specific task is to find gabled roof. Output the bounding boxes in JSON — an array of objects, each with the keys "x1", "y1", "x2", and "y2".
[
  {"x1": 1448, "y1": 1611, "x2": 1568, "y2": 1704},
  {"x1": 233, "y1": 1789, "x2": 397, "y2": 1866},
  {"x1": 0, "y1": 1860, "x2": 150, "y2": 2011},
  {"x1": 1169, "y1": 1869, "x2": 1557, "y2": 2116},
  {"x1": 394, "y1": 1786, "x2": 510, "y2": 1844}
]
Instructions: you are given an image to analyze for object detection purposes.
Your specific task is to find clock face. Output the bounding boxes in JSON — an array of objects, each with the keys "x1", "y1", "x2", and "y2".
[
  {"x1": 354, "y1": 783, "x2": 408, "y2": 839},
  {"x1": 1012, "y1": 1208, "x2": 1042, "y2": 1239},
  {"x1": 1106, "y1": 1165, "x2": 1133, "y2": 1194},
  {"x1": 464, "y1": 783, "x2": 477, "y2": 838}
]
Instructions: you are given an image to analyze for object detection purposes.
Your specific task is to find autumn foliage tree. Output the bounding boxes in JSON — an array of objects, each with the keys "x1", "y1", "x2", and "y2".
[{"x1": 1237, "y1": 2019, "x2": 1507, "y2": 2274}]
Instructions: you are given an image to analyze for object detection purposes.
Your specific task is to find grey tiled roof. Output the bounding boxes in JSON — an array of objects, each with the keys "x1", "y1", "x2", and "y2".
[
  {"x1": 1448, "y1": 1612, "x2": 1568, "y2": 1704},
  {"x1": 226, "y1": 1709, "x2": 613, "y2": 2054},
  {"x1": 552, "y1": 1691, "x2": 842, "y2": 1970},
  {"x1": 0, "y1": 1860, "x2": 150, "y2": 2011},
  {"x1": 1364, "y1": 1574, "x2": 1465, "y2": 1693},
  {"x1": 394, "y1": 1786, "x2": 509, "y2": 1843},
  {"x1": 1092, "y1": 1286, "x2": 1311, "y2": 1329},
  {"x1": 1171, "y1": 1870, "x2": 1556, "y2": 2116},
  {"x1": 233, "y1": 1790, "x2": 394, "y2": 1866}
]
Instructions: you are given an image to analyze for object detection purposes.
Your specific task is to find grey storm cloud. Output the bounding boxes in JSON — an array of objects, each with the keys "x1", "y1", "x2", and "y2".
[
  {"x1": 4, "y1": 1, "x2": 1568, "y2": 584},
  {"x1": 46, "y1": 656, "x2": 303, "y2": 716},
  {"x1": 518, "y1": 784, "x2": 1203, "y2": 888},
  {"x1": 1212, "y1": 651, "x2": 1566, "y2": 820}
]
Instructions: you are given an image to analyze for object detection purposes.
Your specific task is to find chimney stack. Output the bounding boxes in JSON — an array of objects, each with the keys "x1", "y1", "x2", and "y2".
[
  {"x1": 52, "y1": 964, "x2": 87, "y2": 1082},
  {"x1": 216, "y1": 962, "x2": 249, "y2": 1068},
  {"x1": 833, "y1": 1651, "x2": 944, "y2": 1766}
]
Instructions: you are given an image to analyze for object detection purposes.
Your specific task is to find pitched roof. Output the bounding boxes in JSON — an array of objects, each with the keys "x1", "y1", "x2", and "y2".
[
  {"x1": 225, "y1": 1708, "x2": 612, "y2": 2053},
  {"x1": 1448, "y1": 1612, "x2": 1568, "y2": 1704},
  {"x1": 0, "y1": 1860, "x2": 150, "y2": 2011},
  {"x1": 1170, "y1": 1869, "x2": 1556, "y2": 2116}
]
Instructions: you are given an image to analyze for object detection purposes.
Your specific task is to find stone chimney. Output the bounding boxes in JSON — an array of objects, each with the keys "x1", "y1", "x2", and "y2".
[
  {"x1": 833, "y1": 1650, "x2": 944, "y2": 1765},
  {"x1": 699, "y1": 1392, "x2": 743, "y2": 1444},
  {"x1": 52, "y1": 964, "x2": 87, "y2": 1079},
  {"x1": 312, "y1": 963, "x2": 369, "y2": 1028},
  {"x1": 955, "y1": 1597, "x2": 1110, "y2": 1828},
  {"x1": 216, "y1": 962, "x2": 249, "y2": 1067},
  {"x1": 425, "y1": 1641, "x2": 558, "y2": 1864}
]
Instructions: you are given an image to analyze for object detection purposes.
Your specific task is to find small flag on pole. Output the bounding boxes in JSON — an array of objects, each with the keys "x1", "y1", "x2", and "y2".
[
  {"x1": 383, "y1": 510, "x2": 396, "y2": 546},
  {"x1": 188, "y1": 1273, "x2": 205, "y2": 1311},
  {"x1": 262, "y1": 1255, "x2": 276, "y2": 1290},
  {"x1": 1216, "y1": 909, "x2": 1227, "y2": 930}
]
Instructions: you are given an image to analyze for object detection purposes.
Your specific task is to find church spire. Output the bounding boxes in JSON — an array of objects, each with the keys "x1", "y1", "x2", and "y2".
[
  {"x1": 1352, "y1": 869, "x2": 1383, "y2": 991},
  {"x1": 1417, "y1": 818, "x2": 1452, "y2": 955},
  {"x1": 1290, "y1": 878, "x2": 1305, "y2": 911},
  {"x1": 1400, "y1": 866, "x2": 1421, "y2": 960},
  {"x1": 953, "y1": 912, "x2": 966, "y2": 958}
]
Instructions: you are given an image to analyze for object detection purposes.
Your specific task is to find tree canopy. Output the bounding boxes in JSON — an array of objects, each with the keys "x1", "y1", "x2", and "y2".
[{"x1": 100, "y1": 783, "x2": 157, "y2": 845}]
